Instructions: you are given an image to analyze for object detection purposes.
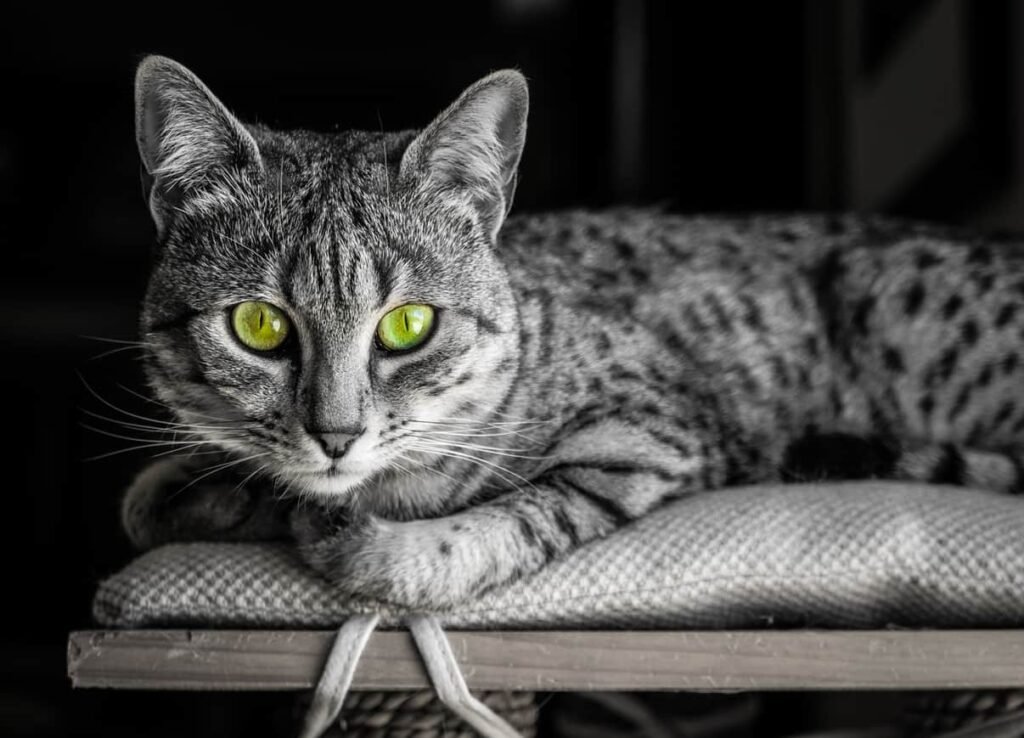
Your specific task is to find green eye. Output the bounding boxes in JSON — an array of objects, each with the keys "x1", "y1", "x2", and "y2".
[
  {"x1": 376, "y1": 304, "x2": 435, "y2": 352},
  {"x1": 231, "y1": 301, "x2": 291, "y2": 352}
]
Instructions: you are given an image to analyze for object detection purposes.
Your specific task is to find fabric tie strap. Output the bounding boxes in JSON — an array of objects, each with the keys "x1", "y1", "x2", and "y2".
[
  {"x1": 299, "y1": 613, "x2": 380, "y2": 738},
  {"x1": 407, "y1": 615, "x2": 522, "y2": 738},
  {"x1": 300, "y1": 614, "x2": 522, "y2": 738}
]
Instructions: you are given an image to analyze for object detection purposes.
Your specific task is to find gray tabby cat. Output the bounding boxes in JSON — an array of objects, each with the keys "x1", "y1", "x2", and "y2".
[{"x1": 122, "y1": 56, "x2": 1024, "y2": 609}]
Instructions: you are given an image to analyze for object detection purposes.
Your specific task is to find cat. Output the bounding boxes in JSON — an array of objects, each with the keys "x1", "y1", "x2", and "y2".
[{"x1": 121, "y1": 55, "x2": 1024, "y2": 609}]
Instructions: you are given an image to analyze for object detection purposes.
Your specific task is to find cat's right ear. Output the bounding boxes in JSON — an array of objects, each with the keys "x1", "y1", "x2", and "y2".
[
  {"x1": 134, "y1": 56, "x2": 262, "y2": 235},
  {"x1": 400, "y1": 70, "x2": 529, "y2": 242}
]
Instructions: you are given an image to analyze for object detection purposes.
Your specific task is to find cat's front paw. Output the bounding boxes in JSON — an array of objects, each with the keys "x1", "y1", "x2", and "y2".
[
  {"x1": 122, "y1": 457, "x2": 260, "y2": 549},
  {"x1": 291, "y1": 508, "x2": 474, "y2": 610}
]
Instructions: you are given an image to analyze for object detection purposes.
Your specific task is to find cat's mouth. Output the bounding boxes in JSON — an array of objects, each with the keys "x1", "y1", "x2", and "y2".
[{"x1": 285, "y1": 459, "x2": 374, "y2": 498}]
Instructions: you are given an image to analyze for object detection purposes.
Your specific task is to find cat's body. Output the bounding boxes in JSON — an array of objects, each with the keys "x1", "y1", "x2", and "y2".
[{"x1": 122, "y1": 57, "x2": 1024, "y2": 609}]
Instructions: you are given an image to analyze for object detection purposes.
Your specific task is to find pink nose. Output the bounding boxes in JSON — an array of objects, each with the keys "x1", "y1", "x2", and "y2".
[{"x1": 309, "y1": 430, "x2": 360, "y2": 459}]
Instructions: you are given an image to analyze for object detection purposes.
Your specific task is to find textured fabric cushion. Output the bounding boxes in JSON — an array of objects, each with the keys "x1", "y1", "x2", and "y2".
[{"x1": 93, "y1": 482, "x2": 1024, "y2": 629}]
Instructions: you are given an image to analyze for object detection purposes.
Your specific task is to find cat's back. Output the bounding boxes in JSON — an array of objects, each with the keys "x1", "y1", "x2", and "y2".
[
  {"x1": 497, "y1": 208, "x2": 1024, "y2": 450},
  {"x1": 497, "y1": 208, "x2": 1024, "y2": 291},
  {"x1": 496, "y1": 209, "x2": 942, "y2": 303}
]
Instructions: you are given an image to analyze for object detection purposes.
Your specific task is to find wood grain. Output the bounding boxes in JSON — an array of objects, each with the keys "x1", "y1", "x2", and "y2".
[{"x1": 68, "y1": 629, "x2": 1024, "y2": 692}]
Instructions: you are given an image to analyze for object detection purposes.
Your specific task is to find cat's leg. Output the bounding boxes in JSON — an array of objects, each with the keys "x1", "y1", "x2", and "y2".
[
  {"x1": 293, "y1": 417, "x2": 724, "y2": 608},
  {"x1": 122, "y1": 455, "x2": 292, "y2": 550},
  {"x1": 291, "y1": 472, "x2": 645, "y2": 608}
]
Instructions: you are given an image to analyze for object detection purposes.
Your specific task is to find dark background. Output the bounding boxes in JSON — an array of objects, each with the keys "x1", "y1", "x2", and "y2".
[{"x1": 1, "y1": 1, "x2": 1020, "y2": 735}]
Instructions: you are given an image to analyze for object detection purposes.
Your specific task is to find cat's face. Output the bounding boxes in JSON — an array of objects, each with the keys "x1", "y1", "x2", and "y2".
[{"x1": 135, "y1": 57, "x2": 528, "y2": 504}]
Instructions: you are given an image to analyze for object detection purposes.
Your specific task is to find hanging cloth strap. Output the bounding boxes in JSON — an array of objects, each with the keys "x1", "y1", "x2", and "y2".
[
  {"x1": 299, "y1": 613, "x2": 380, "y2": 738},
  {"x1": 407, "y1": 614, "x2": 522, "y2": 738},
  {"x1": 299, "y1": 613, "x2": 523, "y2": 738}
]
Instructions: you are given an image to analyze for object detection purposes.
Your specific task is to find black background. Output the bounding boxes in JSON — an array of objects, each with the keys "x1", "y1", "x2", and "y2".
[{"x1": 0, "y1": 2, "x2": 1014, "y2": 735}]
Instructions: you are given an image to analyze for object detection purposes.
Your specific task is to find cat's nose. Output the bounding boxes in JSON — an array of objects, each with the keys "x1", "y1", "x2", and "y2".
[{"x1": 309, "y1": 429, "x2": 361, "y2": 460}]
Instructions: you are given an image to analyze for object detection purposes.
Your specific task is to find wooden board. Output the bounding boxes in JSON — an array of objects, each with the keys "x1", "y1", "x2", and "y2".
[{"x1": 68, "y1": 629, "x2": 1024, "y2": 692}]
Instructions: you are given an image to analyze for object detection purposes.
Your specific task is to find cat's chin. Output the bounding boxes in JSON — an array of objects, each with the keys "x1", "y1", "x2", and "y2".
[{"x1": 287, "y1": 469, "x2": 369, "y2": 501}]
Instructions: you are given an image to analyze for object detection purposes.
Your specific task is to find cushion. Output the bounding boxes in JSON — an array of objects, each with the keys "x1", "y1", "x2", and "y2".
[{"x1": 93, "y1": 481, "x2": 1024, "y2": 630}]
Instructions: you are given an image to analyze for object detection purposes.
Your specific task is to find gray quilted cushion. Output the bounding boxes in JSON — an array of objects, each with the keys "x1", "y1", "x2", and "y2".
[{"x1": 93, "y1": 481, "x2": 1024, "y2": 629}]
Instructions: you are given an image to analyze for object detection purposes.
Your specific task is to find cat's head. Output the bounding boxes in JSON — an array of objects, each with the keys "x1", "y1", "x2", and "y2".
[{"x1": 134, "y1": 56, "x2": 528, "y2": 507}]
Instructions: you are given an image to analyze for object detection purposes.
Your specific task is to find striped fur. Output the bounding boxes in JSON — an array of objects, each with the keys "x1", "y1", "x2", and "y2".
[{"x1": 124, "y1": 57, "x2": 1024, "y2": 608}]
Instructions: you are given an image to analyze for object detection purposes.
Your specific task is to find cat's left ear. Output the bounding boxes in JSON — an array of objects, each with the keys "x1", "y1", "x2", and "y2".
[{"x1": 400, "y1": 70, "x2": 529, "y2": 241}]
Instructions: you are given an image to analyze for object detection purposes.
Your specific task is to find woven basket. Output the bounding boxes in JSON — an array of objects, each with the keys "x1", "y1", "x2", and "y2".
[
  {"x1": 301, "y1": 690, "x2": 538, "y2": 737},
  {"x1": 906, "y1": 691, "x2": 1024, "y2": 736}
]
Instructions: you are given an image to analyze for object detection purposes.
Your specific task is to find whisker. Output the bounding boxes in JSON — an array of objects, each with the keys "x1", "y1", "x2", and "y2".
[
  {"x1": 232, "y1": 462, "x2": 270, "y2": 495},
  {"x1": 115, "y1": 383, "x2": 234, "y2": 423},
  {"x1": 388, "y1": 457, "x2": 420, "y2": 480},
  {"x1": 405, "y1": 443, "x2": 538, "y2": 493},
  {"x1": 460, "y1": 397, "x2": 538, "y2": 422},
  {"x1": 215, "y1": 230, "x2": 270, "y2": 266},
  {"x1": 412, "y1": 427, "x2": 544, "y2": 440},
  {"x1": 82, "y1": 408, "x2": 239, "y2": 435},
  {"x1": 79, "y1": 423, "x2": 229, "y2": 447},
  {"x1": 401, "y1": 416, "x2": 548, "y2": 445},
  {"x1": 377, "y1": 109, "x2": 392, "y2": 228},
  {"x1": 171, "y1": 452, "x2": 270, "y2": 500},
  {"x1": 411, "y1": 425, "x2": 548, "y2": 444},
  {"x1": 103, "y1": 380, "x2": 242, "y2": 431},
  {"x1": 79, "y1": 375, "x2": 190, "y2": 431},
  {"x1": 249, "y1": 205, "x2": 275, "y2": 247},
  {"x1": 89, "y1": 344, "x2": 150, "y2": 361},
  {"x1": 381, "y1": 141, "x2": 391, "y2": 200},
  {"x1": 277, "y1": 164, "x2": 285, "y2": 229},
  {"x1": 81, "y1": 410, "x2": 175, "y2": 435},
  {"x1": 393, "y1": 452, "x2": 462, "y2": 486},
  {"x1": 84, "y1": 440, "x2": 211, "y2": 462},
  {"x1": 79, "y1": 335, "x2": 151, "y2": 346},
  {"x1": 408, "y1": 436, "x2": 551, "y2": 460},
  {"x1": 152, "y1": 446, "x2": 231, "y2": 460},
  {"x1": 404, "y1": 416, "x2": 547, "y2": 428},
  {"x1": 264, "y1": 470, "x2": 297, "y2": 503}
]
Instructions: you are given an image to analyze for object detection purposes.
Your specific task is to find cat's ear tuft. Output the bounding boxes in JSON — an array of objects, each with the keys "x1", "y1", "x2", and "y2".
[
  {"x1": 134, "y1": 56, "x2": 262, "y2": 234},
  {"x1": 400, "y1": 70, "x2": 529, "y2": 241}
]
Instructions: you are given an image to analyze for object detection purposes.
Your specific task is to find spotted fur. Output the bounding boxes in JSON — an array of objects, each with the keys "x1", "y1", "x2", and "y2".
[{"x1": 123, "y1": 57, "x2": 1024, "y2": 608}]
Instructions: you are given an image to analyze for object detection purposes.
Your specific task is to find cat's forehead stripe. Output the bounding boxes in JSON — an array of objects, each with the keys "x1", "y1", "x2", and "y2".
[
  {"x1": 371, "y1": 249, "x2": 396, "y2": 299},
  {"x1": 281, "y1": 231, "x2": 399, "y2": 322}
]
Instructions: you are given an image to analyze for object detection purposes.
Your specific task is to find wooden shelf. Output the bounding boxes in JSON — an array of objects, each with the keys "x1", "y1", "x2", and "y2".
[{"x1": 68, "y1": 629, "x2": 1024, "y2": 692}]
